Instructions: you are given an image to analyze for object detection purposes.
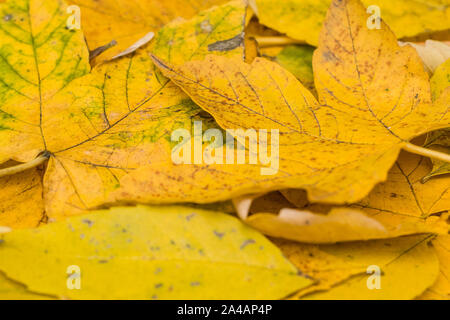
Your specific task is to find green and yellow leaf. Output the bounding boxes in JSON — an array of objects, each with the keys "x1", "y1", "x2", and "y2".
[{"x1": 0, "y1": 0, "x2": 246, "y2": 219}]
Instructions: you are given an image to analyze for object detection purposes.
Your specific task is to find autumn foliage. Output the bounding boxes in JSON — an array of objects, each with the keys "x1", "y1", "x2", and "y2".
[{"x1": 0, "y1": 0, "x2": 449, "y2": 300}]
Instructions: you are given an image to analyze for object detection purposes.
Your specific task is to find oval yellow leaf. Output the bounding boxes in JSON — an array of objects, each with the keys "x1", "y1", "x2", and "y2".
[{"x1": 0, "y1": 205, "x2": 311, "y2": 299}]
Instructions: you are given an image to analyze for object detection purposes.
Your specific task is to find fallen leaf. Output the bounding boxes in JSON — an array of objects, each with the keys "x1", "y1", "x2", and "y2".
[
  {"x1": 0, "y1": 0, "x2": 447, "y2": 302},
  {"x1": 272, "y1": 238, "x2": 363, "y2": 297},
  {"x1": 293, "y1": 234, "x2": 439, "y2": 299},
  {"x1": 273, "y1": 235, "x2": 439, "y2": 299},
  {"x1": 250, "y1": 0, "x2": 450, "y2": 46},
  {"x1": 0, "y1": 205, "x2": 312, "y2": 299},
  {"x1": 151, "y1": 0, "x2": 449, "y2": 205},
  {"x1": 0, "y1": 0, "x2": 246, "y2": 219},
  {"x1": 69, "y1": 0, "x2": 229, "y2": 63},
  {"x1": 0, "y1": 0, "x2": 90, "y2": 164}
]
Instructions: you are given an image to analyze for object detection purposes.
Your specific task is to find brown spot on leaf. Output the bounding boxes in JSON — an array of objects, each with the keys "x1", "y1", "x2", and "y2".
[
  {"x1": 240, "y1": 239, "x2": 256, "y2": 250},
  {"x1": 208, "y1": 33, "x2": 244, "y2": 52}
]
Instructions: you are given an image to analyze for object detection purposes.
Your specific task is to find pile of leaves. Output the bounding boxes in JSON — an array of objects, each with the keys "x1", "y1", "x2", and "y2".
[{"x1": 0, "y1": 0, "x2": 449, "y2": 299}]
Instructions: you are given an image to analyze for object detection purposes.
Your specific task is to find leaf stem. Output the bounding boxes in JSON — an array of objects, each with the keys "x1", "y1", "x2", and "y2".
[
  {"x1": 403, "y1": 142, "x2": 450, "y2": 163},
  {"x1": 254, "y1": 36, "x2": 306, "y2": 47},
  {"x1": 0, "y1": 152, "x2": 50, "y2": 178}
]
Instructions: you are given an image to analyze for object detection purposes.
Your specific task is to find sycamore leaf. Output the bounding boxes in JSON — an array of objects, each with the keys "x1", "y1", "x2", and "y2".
[
  {"x1": 234, "y1": 153, "x2": 449, "y2": 243},
  {"x1": 250, "y1": 0, "x2": 450, "y2": 46},
  {"x1": 285, "y1": 234, "x2": 439, "y2": 299},
  {"x1": 69, "y1": 0, "x2": 229, "y2": 63},
  {"x1": 0, "y1": 0, "x2": 246, "y2": 219},
  {"x1": 418, "y1": 234, "x2": 450, "y2": 300},
  {"x1": 151, "y1": 0, "x2": 449, "y2": 205},
  {"x1": 0, "y1": 205, "x2": 311, "y2": 299},
  {"x1": 0, "y1": 163, "x2": 44, "y2": 229}
]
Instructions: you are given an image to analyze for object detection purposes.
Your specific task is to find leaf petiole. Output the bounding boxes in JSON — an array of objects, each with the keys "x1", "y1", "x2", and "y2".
[
  {"x1": 403, "y1": 142, "x2": 450, "y2": 163},
  {"x1": 254, "y1": 36, "x2": 305, "y2": 47},
  {"x1": 0, "y1": 152, "x2": 50, "y2": 178}
]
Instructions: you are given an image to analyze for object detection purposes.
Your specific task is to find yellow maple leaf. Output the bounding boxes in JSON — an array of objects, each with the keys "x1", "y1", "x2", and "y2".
[{"x1": 151, "y1": 0, "x2": 450, "y2": 206}]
